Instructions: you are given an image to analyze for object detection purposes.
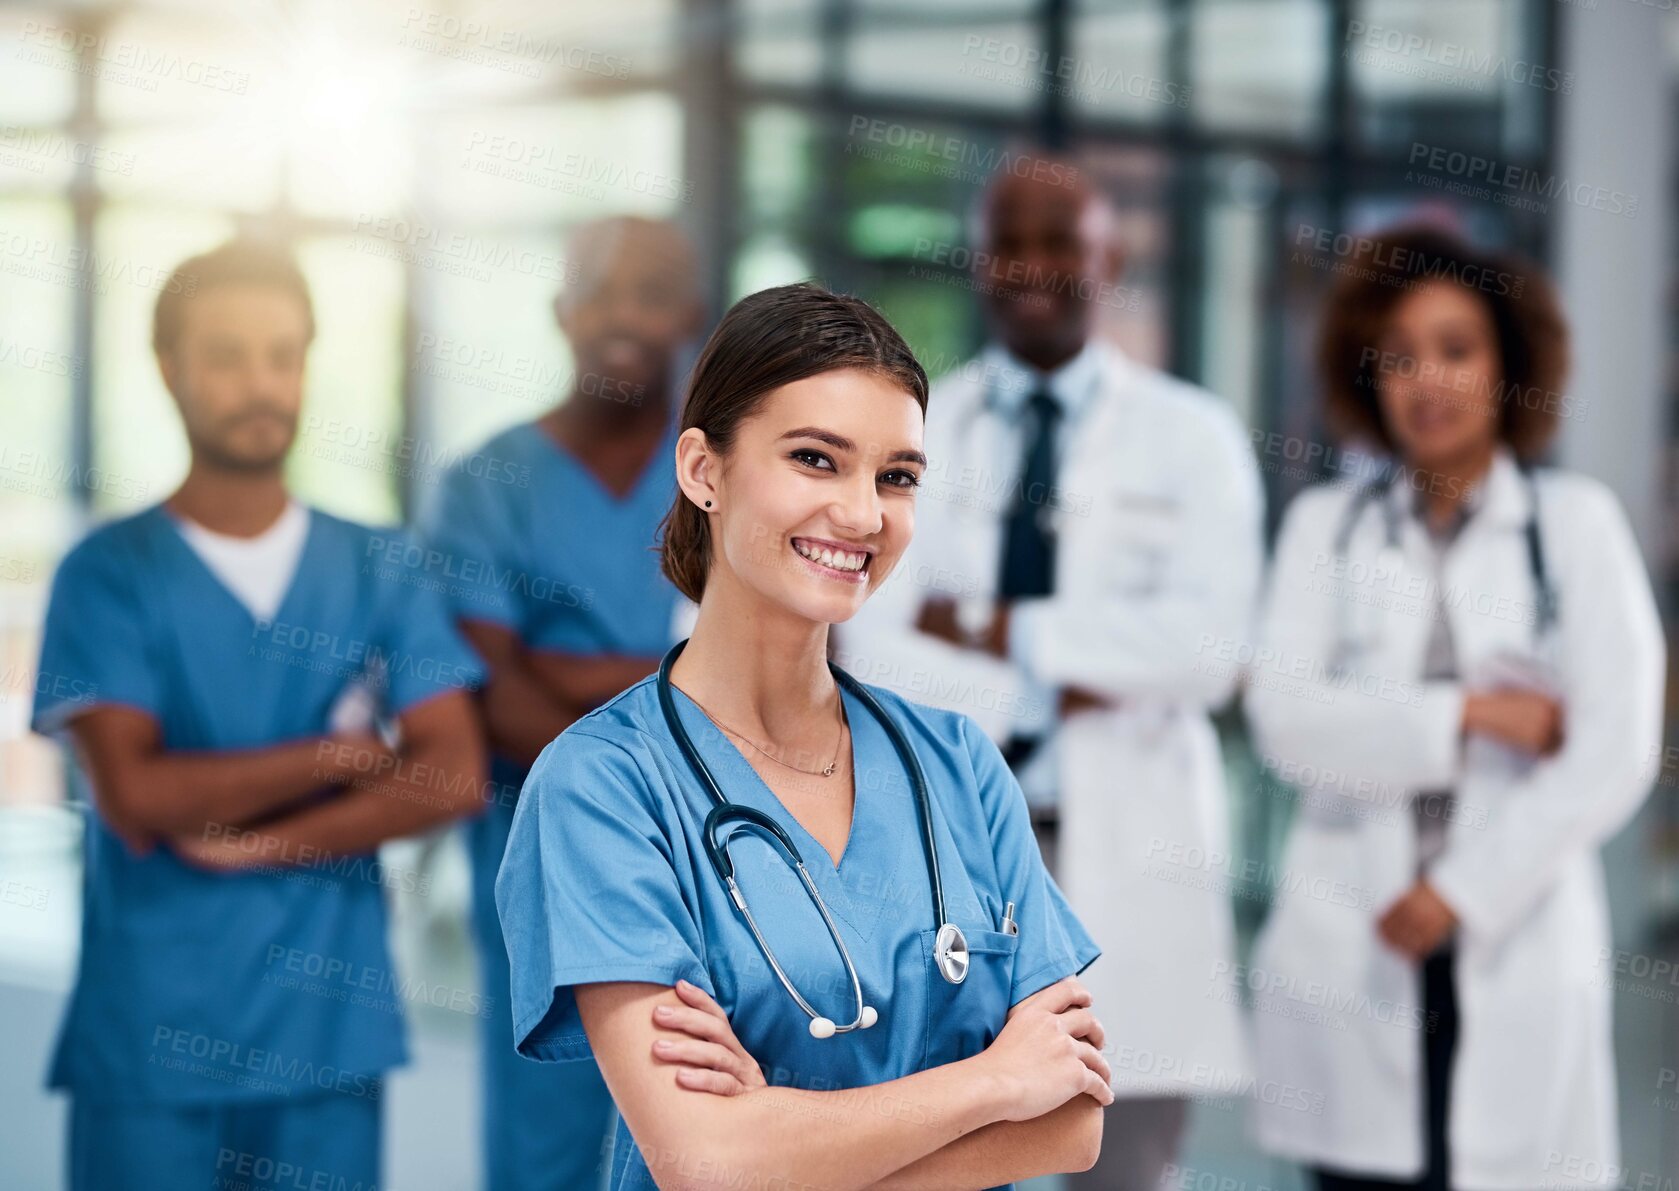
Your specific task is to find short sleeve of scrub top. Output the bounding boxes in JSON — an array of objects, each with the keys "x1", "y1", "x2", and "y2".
[
  {"x1": 364, "y1": 526, "x2": 488, "y2": 714},
  {"x1": 497, "y1": 728, "x2": 710, "y2": 1061},
  {"x1": 32, "y1": 535, "x2": 161, "y2": 733}
]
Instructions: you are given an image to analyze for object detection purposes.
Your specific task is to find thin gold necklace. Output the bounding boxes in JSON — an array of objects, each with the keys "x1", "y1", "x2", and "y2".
[{"x1": 698, "y1": 696, "x2": 849, "y2": 778}]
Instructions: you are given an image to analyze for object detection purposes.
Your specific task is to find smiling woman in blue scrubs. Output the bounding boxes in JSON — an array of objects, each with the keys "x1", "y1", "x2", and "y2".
[{"x1": 496, "y1": 283, "x2": 1113, "y2": 1191}]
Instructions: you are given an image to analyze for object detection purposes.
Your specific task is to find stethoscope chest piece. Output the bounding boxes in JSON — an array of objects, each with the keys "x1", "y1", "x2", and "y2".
[{"x1": 934, "y1": 922, "x2": 969, "y2": 985}]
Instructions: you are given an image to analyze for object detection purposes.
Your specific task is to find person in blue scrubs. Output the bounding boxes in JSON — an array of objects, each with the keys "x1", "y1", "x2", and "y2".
[
  {"x1": 419, "y1": 216, "x2": 704, "y2": 1191},
  {"x1": 31, "y1": 241, "x2": 486, "y2": 1191},
  {"x1": 496, "y1": 283, "x2": 1113, "y2": 1191}
]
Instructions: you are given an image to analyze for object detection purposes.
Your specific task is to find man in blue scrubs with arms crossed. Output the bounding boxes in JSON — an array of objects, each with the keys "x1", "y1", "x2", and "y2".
[
  {"x1": 31, "y1": 240, "x2": 487, "y2": 1191},
  {"x1": 421, "y1": 215, "x2": 703, "y2": 1191}
]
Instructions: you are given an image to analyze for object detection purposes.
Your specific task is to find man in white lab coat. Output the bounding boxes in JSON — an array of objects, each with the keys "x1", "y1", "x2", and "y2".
[{"x1": 839, "y1": 156, "x2": 1263, "y2": 1189}]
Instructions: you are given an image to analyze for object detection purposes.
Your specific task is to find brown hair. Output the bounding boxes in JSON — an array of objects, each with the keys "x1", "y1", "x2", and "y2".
[
  {"x1": 1317, "y1": 224, "x2": 1569, "y2": 461},
  {"x1": 657, "y1": 282, "x2": 929, "y2": 603},
  {"x1": 153, "y1": 240, "x2": 316, "y2": 355}
]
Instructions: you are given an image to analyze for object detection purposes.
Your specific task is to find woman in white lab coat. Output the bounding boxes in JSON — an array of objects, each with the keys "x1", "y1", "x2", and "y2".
[{"x1": 1245, "y1": 224, "x2": 1665, "y2": 1191}]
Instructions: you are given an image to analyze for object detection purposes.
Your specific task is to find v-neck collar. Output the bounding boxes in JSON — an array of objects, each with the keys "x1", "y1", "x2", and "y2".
[
  {"x1": 667, "y1": 679, "x2": 865, "y2": 873},
  {"x1": 530, "y1": 416, "x2": 676, "y2": 508},
  {"x1": 152, "y1": 503, "x2": 320, "y2": 628}
]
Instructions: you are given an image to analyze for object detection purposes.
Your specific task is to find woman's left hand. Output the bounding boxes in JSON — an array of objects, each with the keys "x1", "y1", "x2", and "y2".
[{"x1": 650, "y1": 979, "x2": 768, "y2": 1096}]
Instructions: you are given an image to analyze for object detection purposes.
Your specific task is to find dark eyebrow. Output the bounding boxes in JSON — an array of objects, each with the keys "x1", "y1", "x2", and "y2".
[{"x1": 778, "y1": 426, "x2": 927, "y2": 467}]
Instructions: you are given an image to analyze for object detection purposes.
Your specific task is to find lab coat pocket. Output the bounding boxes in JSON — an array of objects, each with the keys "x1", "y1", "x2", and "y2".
[
  {"x1": 921, "y1": 927, "x2": 1020, "y2": 1068},
  {"x1": 1099, "y1": 493, "x2": 1182, "y2": 596}
]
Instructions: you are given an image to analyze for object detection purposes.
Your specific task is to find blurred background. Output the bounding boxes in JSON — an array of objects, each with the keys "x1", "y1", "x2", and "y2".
[{"x1": 0, "y1": 0, "x2": 1674, "y2": 1187}]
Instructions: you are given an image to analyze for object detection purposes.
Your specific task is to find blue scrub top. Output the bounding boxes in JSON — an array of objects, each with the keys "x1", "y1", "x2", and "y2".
[
  {"x1": 496, "y1": 675, "x2": 1100, "y2": 1191},
  {"x1": 417, "y1": 419, "x2": 681, "y2": 935},
  {"x1": 31, "y1": 505, "x2": 485, "y2": 1104},
  {"x1": 418, "y1": 418, "x2": 679, "y2": 655}
]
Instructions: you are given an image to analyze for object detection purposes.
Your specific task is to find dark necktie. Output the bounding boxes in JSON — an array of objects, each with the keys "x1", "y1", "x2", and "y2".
[{"x1": 997, "y1": 389, "x2": 1062, "y2": 600}]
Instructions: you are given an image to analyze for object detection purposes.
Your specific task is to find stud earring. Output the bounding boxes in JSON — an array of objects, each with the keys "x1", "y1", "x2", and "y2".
[{"x1": 703, "y1": 500, "x2": 712, "y2": 508}]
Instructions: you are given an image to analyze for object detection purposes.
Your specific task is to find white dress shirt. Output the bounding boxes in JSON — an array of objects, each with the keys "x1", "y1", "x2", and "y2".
[{"x1": 963, "y1": 340, "x2": 1106, "y2": 809}]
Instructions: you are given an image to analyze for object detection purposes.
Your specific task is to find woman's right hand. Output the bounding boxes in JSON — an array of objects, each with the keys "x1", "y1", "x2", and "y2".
[{"x1": 975, "y1": 976, "x2": 1114, "y2": 1121}]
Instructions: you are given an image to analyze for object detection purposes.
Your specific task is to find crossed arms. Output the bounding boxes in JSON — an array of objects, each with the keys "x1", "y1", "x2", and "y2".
[{"x1": 575, "y1": 975, "x2": 1112, "y2": 1191}]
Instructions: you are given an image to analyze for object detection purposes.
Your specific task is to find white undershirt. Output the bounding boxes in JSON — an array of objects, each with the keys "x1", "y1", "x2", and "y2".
[{"x1": 172, "y1": 500, "x2": 310, "y2": 624}]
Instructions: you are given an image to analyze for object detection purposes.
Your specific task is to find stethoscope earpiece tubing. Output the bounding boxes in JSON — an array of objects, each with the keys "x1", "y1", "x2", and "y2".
[
  {"x1": 655, "y1": 638, "x2": 964, "y2": 1035},
  {"x1": 1332, "y1": 461, "x2": 1557, "y2": 657}
]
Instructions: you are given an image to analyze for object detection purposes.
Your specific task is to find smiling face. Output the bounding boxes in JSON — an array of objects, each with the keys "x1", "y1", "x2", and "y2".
[
  {"x1": 975, "y1": 168, "x2": 1121, "y2": 371},
  {"x1": 1372, "y1": 279, "x2": 1505, "y2": 473},
  {"x1": 556, "y1": 219, "x2": 701, "y2": 405},
  {"x1": 158, "y1": 282, "x2": 311, "y2": 473},
  {"x1": 675, "y1": 367, "x2": 926, "y2": 626}
]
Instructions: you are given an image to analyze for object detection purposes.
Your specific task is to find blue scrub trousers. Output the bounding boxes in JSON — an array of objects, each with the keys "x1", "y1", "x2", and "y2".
[
  {"x1": 474, "y1": 804, "x2": 616, "y2": 1191},
  {"x1": 69, "y1": 1089, "x2": 379, "y2": 1191}
]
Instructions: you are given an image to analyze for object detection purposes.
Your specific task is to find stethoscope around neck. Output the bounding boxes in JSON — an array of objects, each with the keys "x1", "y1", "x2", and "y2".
[
  {"x1": 1329, "y1": 461, "x2": 1559, "y2": 675},
  {"x1": 655, "y1": 640, "x2": 970, "y2": 1040}
]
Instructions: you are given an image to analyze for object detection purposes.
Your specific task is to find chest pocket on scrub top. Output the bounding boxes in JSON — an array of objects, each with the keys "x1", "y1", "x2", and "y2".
[{"x1": 922, "y1": 927, "x2": 1020, "y2": 1067}]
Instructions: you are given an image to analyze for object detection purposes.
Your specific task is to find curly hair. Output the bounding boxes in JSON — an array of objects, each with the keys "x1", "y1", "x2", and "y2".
[{"x1": 1316, "y1": 223, "x2": 1569, "y2": 461}]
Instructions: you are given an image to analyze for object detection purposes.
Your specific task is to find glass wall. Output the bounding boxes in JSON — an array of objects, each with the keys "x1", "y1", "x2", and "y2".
[{"x1": 0, "y1": 2, "x2": 689, "y2": 815}]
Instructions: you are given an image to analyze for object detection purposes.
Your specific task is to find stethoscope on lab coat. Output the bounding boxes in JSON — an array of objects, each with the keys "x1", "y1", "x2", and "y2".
[
  {"x1": 657, "y1": 639, "x2": 993, "y2": 1039},
  {"x1": 1328, "y1": 461, "x2": 1558, "y2": 676}
]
